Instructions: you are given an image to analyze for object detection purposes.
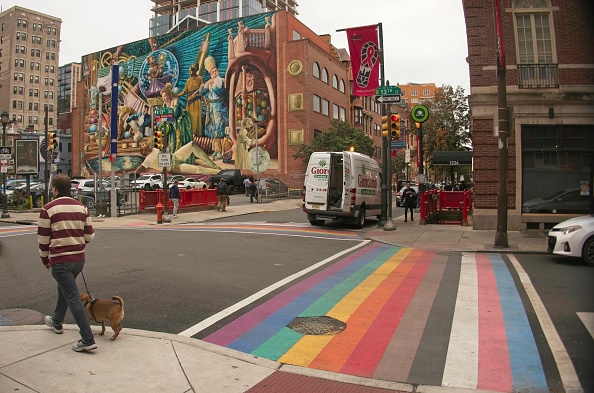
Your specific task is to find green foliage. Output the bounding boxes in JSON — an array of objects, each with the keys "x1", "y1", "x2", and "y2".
[{"x1": 293, "y1": 120, "x2": 376, "y2": 164}]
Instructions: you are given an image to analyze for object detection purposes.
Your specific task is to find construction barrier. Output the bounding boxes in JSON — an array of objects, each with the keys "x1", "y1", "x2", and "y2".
[
  {"x1": 420, "y1": 190, "x2": 472, "y2": 225},
  {"x1": 139, "y1": 188, "x2": 218, "y2": 211}
]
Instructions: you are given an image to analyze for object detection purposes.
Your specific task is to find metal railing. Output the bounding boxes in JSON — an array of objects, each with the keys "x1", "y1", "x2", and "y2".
[{"x1": 517, "y1": 64, "x2": 559, "y2": 88}]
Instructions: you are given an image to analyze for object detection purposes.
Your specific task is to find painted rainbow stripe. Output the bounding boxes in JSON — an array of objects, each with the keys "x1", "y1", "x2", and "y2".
[{"x1": 204, "y1": 245, "x2": 549, "y2": 392}]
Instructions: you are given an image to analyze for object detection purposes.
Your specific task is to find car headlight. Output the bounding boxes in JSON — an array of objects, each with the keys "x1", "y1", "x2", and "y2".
[{"x1": 560, "y1": 225, "x2": 582, "y2": 235}]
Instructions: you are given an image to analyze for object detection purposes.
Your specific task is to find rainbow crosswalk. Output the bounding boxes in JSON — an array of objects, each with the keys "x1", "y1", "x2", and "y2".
[
  {"x1": 0, "y1": 225, "x2": 37, "y2": 238},
  {"x1": 204, "y1": 243, "x2": 551, "y2": 392}
]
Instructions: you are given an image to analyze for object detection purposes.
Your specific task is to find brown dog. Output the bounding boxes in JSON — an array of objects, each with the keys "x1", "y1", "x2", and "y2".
[{"x1": 81, "y1": 293, "x2": 125, "y2": 340}]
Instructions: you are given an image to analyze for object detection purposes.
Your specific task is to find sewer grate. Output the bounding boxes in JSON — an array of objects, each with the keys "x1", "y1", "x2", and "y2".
[{"x1": 286, "y1": 316, "x2": 346, "y2": 335}]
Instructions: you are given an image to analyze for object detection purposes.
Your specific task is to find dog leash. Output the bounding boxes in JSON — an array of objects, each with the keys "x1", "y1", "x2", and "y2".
[
  {"x1": 80, "y1": 272, "x2": 99, "y2": 322},
  {"x1": 80, "y1": 271, "x2": 93, "y2": 298}
]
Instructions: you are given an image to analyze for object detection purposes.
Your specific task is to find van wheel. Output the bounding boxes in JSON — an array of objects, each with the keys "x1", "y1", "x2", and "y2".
[
  {"x1": 309, "y1": 219, "x2": 324, "y2": 226},
  {"x1": 355, "y1": 207, "x2": 366, "y2": 229}
]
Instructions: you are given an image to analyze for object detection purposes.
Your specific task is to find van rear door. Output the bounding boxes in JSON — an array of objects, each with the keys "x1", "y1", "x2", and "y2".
[{"x1": 304, "y1": 153, "x2": 331, "y2": 210}]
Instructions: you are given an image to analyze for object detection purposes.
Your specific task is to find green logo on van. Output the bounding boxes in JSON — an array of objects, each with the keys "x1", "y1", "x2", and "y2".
[{"x1": 318, "y1": 159, "x2": 326, "y2": 167}]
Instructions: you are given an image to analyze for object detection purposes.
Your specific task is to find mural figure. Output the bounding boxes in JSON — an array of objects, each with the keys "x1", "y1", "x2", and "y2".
[
  {"x1": 235, "y1": 120, "x2": 252, "y2": 170},
  {"x1": 236, "y1": 21, "x2": 249, "y2": 53},
  {"x1": 137, "y1": 140, "x2": 221, "y2": 175},
  {"x1": 162, "y1": 83, "x2": 194, "y2": 158},
  {"x1": 121, "y1": 105, "x2": 151, "y2": 140},
  {"x1": 200, "y1": 56, "x2": 229, "y2": 160},
  {"x1": 175, "y1": 65, "x2": 204, "y2": 137},
  {"x1": 222, "y1": 126, "x2": 234, "y2": 163},
  {"x1": 144, "y1": 54, "x2": 173, "y2": 98}
]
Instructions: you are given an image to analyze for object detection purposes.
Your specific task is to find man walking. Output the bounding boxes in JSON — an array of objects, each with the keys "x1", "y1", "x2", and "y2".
[
  {"x1": 216, "y1": 178, "x2": 228, "y2": 211},
  {"x1": 38, "y1": 174, "x2": 97, "y2": 352},
  {"x1": 170, "y1": 180, "x2": 181, "y2": 218},
  {"x1": 402, "y1": 182, "x2": 417, "y2": 222}
]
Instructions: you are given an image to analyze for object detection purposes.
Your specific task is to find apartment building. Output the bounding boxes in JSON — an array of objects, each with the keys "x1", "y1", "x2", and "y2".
[
  {"x1": 463, "y1": 0, "x2": 594, "y2": 230},
  {"x1": 149, "y1": 0, "x2": 298, "y2": 37},
  {"x1": 0, "y1": 6, "x2": 61, "y2": 131}
]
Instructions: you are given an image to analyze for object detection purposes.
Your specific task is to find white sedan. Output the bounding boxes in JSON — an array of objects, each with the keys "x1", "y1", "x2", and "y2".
[
  {"x1": 547, "y1": 215, "x2": 594, "y2": 267},
  {"x1": 178, "y1": 178, "x2": 207, "y2": 190}
]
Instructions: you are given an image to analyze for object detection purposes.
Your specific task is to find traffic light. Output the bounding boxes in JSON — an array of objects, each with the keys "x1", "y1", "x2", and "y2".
[
  {"x1": 381, "y1": 115, "x2": 389, "y2": 137},
  {"x1": 48, "y1": 132, "x2": 57, "y2": 150},
  {"x1": 390, "y1": 114, "x2": 400, "y2": 139},
  {"x1": 153, "y1": 130, "x2": 164, "y2": 150}
]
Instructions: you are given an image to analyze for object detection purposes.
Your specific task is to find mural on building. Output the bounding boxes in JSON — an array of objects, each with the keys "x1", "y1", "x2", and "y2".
[{"x1": 80, "y1": 13, "x2": 277, "y2": 176}]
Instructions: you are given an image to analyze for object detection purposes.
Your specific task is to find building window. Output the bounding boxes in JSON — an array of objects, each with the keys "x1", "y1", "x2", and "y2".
[
  {"x1": 355, "y1": 108, "x2": 363, "y2": 125},
  {"x1": 423, "y1": 89, "x2": 430, "y2": 96},
  {"x1": 322, "y1": 99, "x2": 329, "y2": 116},
  {"x1": 333, "y1": 104, "x2": 339, "y2": 119},
  {"x1": 411, "y1": 90, "x2": 418, "y2": 96},
  {"x1": 339, "y1": 80, "x2": 345, "y2": 94},
  {"x1": 314, "y1": 130, "x2": 322, "y2": 139},
  {"x1": 522, "y1": 125, "x2": 591, "y2": 214},
  {"x1": 514, "y1": 0, "x2": 555, "y2": 64},
  {"x1": 312, "y1": 62, "x2": 320, "y2": 79},
  {"x1": 313, "y1": 95, "x2": 321, "y2": 113},
  {"x1": 321, "y1": 68, "x2": 328, "y2": 84},
  {"x1": 332, "y1": 75, "x2": 338, "y2": 89},
  {"x1": 292, "y1": 30, "x2": 301, "y2": 40}
]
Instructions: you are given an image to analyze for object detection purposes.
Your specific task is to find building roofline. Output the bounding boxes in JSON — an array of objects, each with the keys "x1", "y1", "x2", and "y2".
[{"x1": 0, "y1": 5, "x2": 62, "y2": 22}]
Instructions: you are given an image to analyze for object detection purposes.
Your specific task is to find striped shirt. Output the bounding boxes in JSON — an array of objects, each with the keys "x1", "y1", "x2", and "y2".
[{"x1": 38, "y1": 196, "x2": 95, "y2": 266}]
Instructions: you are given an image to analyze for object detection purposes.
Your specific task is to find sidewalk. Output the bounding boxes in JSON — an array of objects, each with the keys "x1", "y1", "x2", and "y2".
[{"x1": 0, "y1": 201, "x2": 546, "y2": 393}]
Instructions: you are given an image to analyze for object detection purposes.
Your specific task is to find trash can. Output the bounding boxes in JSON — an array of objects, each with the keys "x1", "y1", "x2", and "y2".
[{"x1": 95, "y1": 191, "x2": 109, "y2": 217}]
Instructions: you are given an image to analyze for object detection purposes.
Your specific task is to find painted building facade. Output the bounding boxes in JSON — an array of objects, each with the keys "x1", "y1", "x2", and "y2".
[
  {"x1": 463, "y1": 0, "x2": 594, "y2": 230},
  {"x1": 72, "y1": 11, "x2": 354, "y2": 187}
]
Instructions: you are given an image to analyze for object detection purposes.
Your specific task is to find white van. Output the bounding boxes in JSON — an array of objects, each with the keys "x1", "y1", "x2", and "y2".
[{"x1": 303, "y1": 151, "x2": 382, "y2": 228}]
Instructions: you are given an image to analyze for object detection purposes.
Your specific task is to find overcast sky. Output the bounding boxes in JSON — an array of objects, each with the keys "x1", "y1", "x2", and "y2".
[{"x1": 5, "y1": 0, "x2": 470, "y2": 92}]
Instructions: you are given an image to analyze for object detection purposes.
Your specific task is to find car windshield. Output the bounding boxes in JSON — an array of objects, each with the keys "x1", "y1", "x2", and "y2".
[
  {"x1": 136, "y1": 175, "x2": 152, "y2": 181},
  {"x1": 543, "y1": 189, "x2": 569, "y2": 200}
]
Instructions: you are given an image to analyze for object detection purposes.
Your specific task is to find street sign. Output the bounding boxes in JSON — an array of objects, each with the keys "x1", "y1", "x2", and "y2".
[
  {"x1": 375, "y1": 95, "x2": 401, "y2": 104},
  {"x1": 411, "y1": 105, "x2": 430, "y2": 123},
  {"x1": 158, "y1": 153, "x2": 171, "y2": 168},
  {"x1": 374, "y1": 85, "x2": 402, "y2": 96},
  {"x1": 0, "y1": 146, "x2": 11, "y2": 160}
]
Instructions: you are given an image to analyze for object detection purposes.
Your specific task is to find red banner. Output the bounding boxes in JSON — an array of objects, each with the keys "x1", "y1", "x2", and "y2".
[
  {"x1": 345, "y1": 24, "x2": 380, "y2": 96},
  {"x1": 495, "y1": 0, "x2": 506, "y2": 67}
]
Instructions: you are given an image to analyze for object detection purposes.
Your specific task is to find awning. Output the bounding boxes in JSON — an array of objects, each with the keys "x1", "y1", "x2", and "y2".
[{"x1": 432, "y1": 151, "x2": 472, "y2": 165}]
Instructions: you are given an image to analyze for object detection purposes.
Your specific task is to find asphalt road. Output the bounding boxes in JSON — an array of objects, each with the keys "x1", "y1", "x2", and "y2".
[{"x1": 1, "y1": 212, "x2": 592, "y2": 391}]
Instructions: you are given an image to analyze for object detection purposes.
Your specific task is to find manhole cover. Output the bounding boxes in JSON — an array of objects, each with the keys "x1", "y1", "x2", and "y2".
[
  {"x1": 287, "y1": 316, "x2": 346, "y2": 335},
  {"x1": 0, "y1": 309, "x2": 44, "y2": 326}
]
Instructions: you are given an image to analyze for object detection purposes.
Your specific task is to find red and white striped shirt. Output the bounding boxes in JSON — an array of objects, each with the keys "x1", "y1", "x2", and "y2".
[{"x1": 38, "y1": 196, "x2": 95, "y2": 266}]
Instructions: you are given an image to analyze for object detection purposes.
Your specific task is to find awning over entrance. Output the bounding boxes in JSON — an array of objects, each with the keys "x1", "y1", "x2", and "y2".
[{"x1": 432, "y1": 151, "x2": 472, "y2": 166}]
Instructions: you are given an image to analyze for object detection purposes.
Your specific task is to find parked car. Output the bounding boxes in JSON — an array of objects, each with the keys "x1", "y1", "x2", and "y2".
[
  {"x1": 178, "y1": 177, "x2": 208, "y2": 190},
  {"x1": 71, "y1": 178, "x2": 111, "y2": 196},
  {"x1": 547, "y1": 215, "x2": 594, "y2": 267},
  {"x1": 522, "y1": 188, "x2": 590, "y2": 214},
  {"x1": 8, "y1": 183, "x2": 46, "y2": 208},
  {"x1": 4, "y1": 180, "x2": 42, "y2": 196},
  {"x1": 130, "y1": 174, "x2": 163, "y2": 190},
  {"x1": 162, "y1": 175, "x2": 185, "y2": 188},
  {"x1": 396, "y1": 185, "x2": 419, "y2": 207},
  {"x1": 258, "y1": 178, "x2": 289, "y2": 196}
]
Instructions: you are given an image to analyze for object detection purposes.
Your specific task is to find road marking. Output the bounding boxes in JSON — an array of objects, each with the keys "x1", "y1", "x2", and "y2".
[
  {"x1": 177, "y1": 240, "x2": 371, "y2": 337},
  {"x1": 577, "y1": 312, "x2": 594, "y2": 339},
  {"x1": 442, "y1": 253, "x2": 478, "y2": 389},
  {"x1": 508, "y1": 254, "x2": 582, "y2": 393}
]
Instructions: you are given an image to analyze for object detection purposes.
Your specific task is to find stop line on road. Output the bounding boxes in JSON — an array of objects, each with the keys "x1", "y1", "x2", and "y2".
[
  {"x1": 0, "y1": 225, "x2": 37, "y2": 238},
  {"x1": 200, "y1": 242, "x2": 578, "y2": 392}
]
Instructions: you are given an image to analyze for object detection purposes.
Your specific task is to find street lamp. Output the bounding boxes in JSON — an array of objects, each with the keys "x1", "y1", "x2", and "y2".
[{"x1": 1, "y1": 111, "x2": 12, "y2": 218}]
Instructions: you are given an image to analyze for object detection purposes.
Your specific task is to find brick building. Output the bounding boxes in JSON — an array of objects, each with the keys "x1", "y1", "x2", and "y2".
[{"x1": 463, "y1": 0, "x2": 594, "y2": 230}]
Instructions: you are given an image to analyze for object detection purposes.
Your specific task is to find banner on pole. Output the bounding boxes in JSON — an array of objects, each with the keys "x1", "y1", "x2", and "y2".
[{"x1": 345, "y1": 24, "x2": 380, "y2": 97}]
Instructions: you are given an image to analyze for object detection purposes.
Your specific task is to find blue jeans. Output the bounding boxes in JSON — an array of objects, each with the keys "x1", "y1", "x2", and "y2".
[{"x1": 50, "y1": 260, "x2": 94, "y2": 342}]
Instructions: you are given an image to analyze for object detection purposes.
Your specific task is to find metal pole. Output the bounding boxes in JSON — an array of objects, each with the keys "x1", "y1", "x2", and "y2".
[
  {"x1": 1, "y1": 120, "x2": 9, "y2": 218},
  {"x1": 494, "y1": 0, "x2": 509, "y2": 247},
  {"x1": 378, "y1": 22, "x2": 388, "y2": 227},
  {"x1": 110, "y1": 63, "x2": 119, "y2": 218},
  {"x1": 44, "y1": 106, "x2": 49, "y2": 203},
  {"x1": 97, "y1": 90, "x2": 103, "y2": 195}
]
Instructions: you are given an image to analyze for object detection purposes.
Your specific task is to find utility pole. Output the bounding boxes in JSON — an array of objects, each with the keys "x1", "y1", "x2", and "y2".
[{"x1": 494, "y1": 0, "x2": 509, "y2": 247}]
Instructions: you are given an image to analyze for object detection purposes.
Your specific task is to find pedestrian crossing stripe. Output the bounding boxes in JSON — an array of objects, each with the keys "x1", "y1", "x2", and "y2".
[{"x1": 204, "y1": 244, "x2": 557, "y2": 392}]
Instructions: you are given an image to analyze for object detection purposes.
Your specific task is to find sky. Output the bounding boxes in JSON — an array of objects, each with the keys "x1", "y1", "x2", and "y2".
[{"x1": 4, "y1": 0, "x2": 470, "y2": 93}]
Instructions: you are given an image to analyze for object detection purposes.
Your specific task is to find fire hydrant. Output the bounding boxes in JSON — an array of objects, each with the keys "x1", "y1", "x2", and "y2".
[{"x1": 156, "y1": 202, "x2": 164, "y2": 224}]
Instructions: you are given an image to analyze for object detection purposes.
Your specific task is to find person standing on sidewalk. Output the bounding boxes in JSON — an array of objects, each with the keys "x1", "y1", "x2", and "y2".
[
  {"x1": 38, "y1": 174, "x2": 97, "y2": 352},
  {"x1": 216, "y1": 178, "x2": 228, "y2": 211},
  {"x1": 249, "y1": 176, "x2": 258, "y2": 203},
  {"x1": 170, "y1": 180, "x2": 181, "y2": 218},
  {"x1": 243, "y1": 177, "x2": 251, "y2": 196},
  {"x1": 402, "y1": 182, "x2": 417, "y2": 222}
]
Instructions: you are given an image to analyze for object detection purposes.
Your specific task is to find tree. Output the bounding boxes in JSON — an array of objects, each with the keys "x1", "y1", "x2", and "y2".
[
  {"x1": 408, "y1": 85, "x2": 471, "y2": 183},
  {"x1": 293, "y1": 120, "x2": 375, "y2": 164}
]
